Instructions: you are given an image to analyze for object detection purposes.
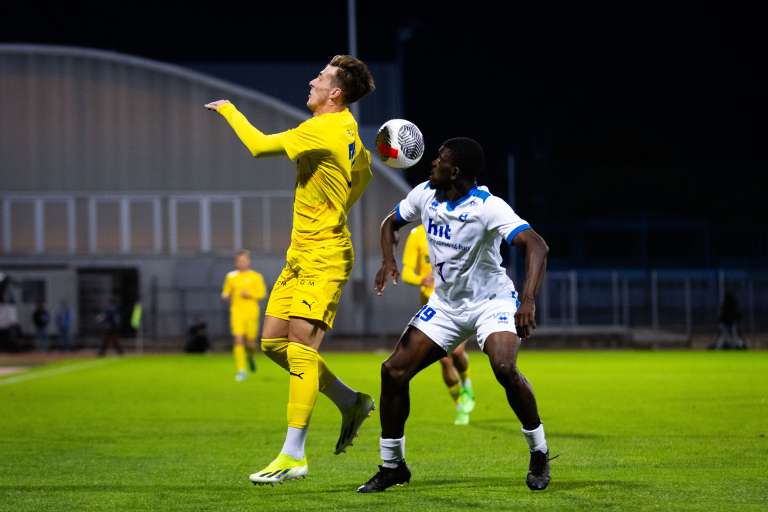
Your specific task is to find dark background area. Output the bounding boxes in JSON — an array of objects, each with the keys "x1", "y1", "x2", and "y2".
[{"x1": 3, "y1": 1, "x2": 765, "y2": 268}]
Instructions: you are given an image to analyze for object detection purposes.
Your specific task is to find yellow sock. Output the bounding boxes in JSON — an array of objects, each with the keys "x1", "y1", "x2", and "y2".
[
  {"x1": 262, "y1": 337, "x2": 337, "y2": 393},
  {"x1": 233, "y1": 344, "x2": 246, "y2": 372},
  {"x1": 316, "y1": 352, "x2": 339, "y2": 392},
  {"x1": 459, "y1": 367, "x2": 471, "y2": 383},
  {"x1": 261, "y1": 337, "x2": 290, "y2": 371},
  {"x1": 447, "y1": 383, "x2": 461, "y2": 404},
  {"x1": 286, "y1": 342, "x2": 320, "y2": 429}
]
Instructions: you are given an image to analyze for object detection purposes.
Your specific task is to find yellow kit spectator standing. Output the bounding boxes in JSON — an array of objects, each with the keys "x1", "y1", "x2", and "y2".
[{"x1": 221, "y1": 250, "x2": 267, "y2": 382}]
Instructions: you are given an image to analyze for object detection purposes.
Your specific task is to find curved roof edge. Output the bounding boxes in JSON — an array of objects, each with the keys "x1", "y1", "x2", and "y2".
[{"x1": 0, "y1": 43, "x2": 411, "y2": 194}]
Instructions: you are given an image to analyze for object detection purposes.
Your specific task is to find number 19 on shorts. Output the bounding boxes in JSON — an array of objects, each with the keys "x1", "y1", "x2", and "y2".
[{"x1": 414, "y1": 305, "x2": 436, "y2": 322}]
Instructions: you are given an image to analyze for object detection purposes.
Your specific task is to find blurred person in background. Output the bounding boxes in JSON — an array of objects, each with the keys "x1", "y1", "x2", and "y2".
[
  {"x1": 221, "y1": 249, "x2": 267, "y2": 381},
  {"x1": 97, "y1": 298, "x2": 123, "y2": 356},
  {"x1": 710, "y1": 291, "x2": 747, "y2": 350},
  {"x1": 55, "y1": 300, "x2": 72, "y2": 351},
  {"x1": 32, "y1": 301, "x2": 50, "y2": 352},
  {"x1": 185, "y1": 314, "x2": 210, "y2": 353}
]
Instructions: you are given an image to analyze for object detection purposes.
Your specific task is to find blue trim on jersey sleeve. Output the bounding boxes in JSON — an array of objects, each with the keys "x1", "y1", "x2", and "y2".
[
  {"x1": 392, "y1": 204, "x2": 410, "y2": 229},
  {"x1": 505, "y1": 224, "x2": 531, "y2": 245},
  {"x1": 470, "y1": 188, "x2": 491, "y2": 202}
]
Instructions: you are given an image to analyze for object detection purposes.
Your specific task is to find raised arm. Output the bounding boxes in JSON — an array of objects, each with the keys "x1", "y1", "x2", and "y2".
[
  {"x1": 374, "y1": 212, "x2": 402, "y2": 296},
  {"x1": 511, "y1": 228, "x2": 549, "y2": 339},
  {"x1": 205, "y1": 100, "x2": 286, "y2": 157}
]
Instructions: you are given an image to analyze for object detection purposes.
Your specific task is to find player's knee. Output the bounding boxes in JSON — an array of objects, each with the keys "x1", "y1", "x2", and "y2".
[
  {"x1": 490, "y1": 359, "x2": 520, "y2": 383},
  {"x1": 260, "y1": 338, "x2": 285, "y2": 358},
  {"x1": 381, "y1": 360, "x2": 409, "y2": 388}
]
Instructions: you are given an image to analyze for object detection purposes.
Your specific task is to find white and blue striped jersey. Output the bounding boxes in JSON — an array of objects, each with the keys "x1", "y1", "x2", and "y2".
[{"x1": 394, "y1": 181, "x2": 531, "y2": 310}]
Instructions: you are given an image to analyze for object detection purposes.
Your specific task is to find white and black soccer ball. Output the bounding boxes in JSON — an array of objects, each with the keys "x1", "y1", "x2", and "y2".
[{"x1": 375, "y1": 119, "x2": 425, "y2": 169}]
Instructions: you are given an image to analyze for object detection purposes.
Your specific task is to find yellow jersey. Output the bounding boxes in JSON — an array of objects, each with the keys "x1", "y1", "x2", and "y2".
[
  {"x1": 217, "y1": 103, "x2": 373, "y2": 250},
  {"x1": 278, "y1": 109, "x2": 372, "y2": 247},
  {"x1": 221, "y1": 270, "x2": 267, "y2": 313},
  {"x1": 401, "y1": 224, "x2": 434, "y2": 303}
]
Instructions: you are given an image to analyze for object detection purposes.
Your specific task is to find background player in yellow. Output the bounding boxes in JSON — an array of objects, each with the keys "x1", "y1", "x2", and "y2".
[
  {"x1": 401, "y1": 224, "x2": 476, "y2": 425},
  {"x1": 221, "y1": 250, "x2": 267, "y2": 382},
  {"x1": 205, "y1": 55, "x2": 376, "y2": 485}
]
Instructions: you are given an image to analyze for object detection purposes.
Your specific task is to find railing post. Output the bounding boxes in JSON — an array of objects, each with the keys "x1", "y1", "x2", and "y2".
[
  {"x1": 612, "y1": 271, "x2": 620, "y2": 326},
  {"x1": 262, "y1": 197, "x2": 270, "y2": 252},
  {"x1": 178, "y1": 288, "x2": 187, "y2": 337},
  {"x1": 685, "y1": 277, "x2": 692, "y2": 345},
  {"x1": 540, "y1": 274, "x2": 549, "y2": 325},
  {"x1": 569, "y1": 271, "x2": 578, "y2": 326},
  {"x1": 34, "y1": 199, "x2": 45, "y2": 253},
  {"x1": 747, "y1": 278, "x2": 755, "y2": 334},
  {"x1": 651, "y1": 270, "x2": 659, "y2": 330},
  {"x1": 622, "y1": 278, "x2": 630, "y2": 329},
  {"x1": 150, "y1": 275, "x2": 159, "y2": 341}
]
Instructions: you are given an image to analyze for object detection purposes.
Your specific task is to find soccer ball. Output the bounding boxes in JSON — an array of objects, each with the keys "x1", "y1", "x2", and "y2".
[{"x1": 375, "y1": 119, "x2": 425, "y2": 169}]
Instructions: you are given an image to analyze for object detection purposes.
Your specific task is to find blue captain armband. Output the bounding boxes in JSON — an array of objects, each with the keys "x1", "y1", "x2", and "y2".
[
  {"x1": 505, "y1": 224, "x2": 531, "y2": 245},
  {"x1": 392, "y1": 205, "x2": 410, "y2": 230}
]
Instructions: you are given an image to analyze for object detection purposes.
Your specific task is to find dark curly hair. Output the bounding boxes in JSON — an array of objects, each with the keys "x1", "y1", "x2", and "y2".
[{"x1": 442, "y1": 137, "x2": 485, "y2": 180}]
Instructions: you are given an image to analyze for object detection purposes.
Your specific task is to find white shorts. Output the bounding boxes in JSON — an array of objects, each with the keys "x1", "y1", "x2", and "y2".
[{"x1": 408, "y1": 292, "x2": 521, "y2": 352}]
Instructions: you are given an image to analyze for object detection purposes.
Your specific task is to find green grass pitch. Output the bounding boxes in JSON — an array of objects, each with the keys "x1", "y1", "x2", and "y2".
[{"x1": 1, "y1": 350, "x2": 766, "y2": 511}]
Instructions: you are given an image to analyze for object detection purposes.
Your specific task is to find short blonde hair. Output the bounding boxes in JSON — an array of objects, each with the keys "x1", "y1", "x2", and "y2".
[{"x1": 329, "y1": 55, "x2": 375, "y2": 105}]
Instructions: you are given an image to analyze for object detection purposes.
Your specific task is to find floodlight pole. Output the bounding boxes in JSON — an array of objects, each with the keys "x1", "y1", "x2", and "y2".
[
  {"x1": 508, "y1": 153, "x2": 517, "y2": 283},
  {"x1": 347, "y1": 0, "x2": 359, "y2": 121},
  {"x1": 348, "y1": 0, "x2": 369, "y2": 335}
]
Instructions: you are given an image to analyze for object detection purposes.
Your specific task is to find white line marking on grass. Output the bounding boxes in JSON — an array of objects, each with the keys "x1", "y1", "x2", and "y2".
[
  {"x1": 0, "y1": 359, "x2": 115, "y2": 386},
  {"x1": 0, "y1": 366, "x2": 26, "y2": 376}
]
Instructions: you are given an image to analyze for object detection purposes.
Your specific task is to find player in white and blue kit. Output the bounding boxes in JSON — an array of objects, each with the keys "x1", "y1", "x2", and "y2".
[{"x1": 358, "y1": 138, "x2": 552, "y2": 493}]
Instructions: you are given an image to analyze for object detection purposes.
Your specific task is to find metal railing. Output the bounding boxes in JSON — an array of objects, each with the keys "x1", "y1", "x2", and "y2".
[
  {"x1": 540, "y1": 269, "x2": 765, "y2": 335},
  {"x1": 135, "y1": 268, "x2": 767, "y2": 341},
  {"x1": 1, "y1": 191, "x2": 294, "y2": 256}
]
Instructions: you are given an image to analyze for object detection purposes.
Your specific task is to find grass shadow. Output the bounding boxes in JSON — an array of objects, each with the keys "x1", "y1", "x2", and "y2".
[
  {"x1": 0, "y1": 484, "x2": 242, "y2": 493},
  {"x1": 469, "y1": 420, "x2": 604, "y2": 440},
  {"x1": 415, "y1": 477, "x2": 647, "y2": 492}
]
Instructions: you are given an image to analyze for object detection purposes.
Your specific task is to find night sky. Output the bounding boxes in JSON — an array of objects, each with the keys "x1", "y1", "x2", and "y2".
[{"x1": 4, "y1": 2, "x2": 766, "y2": 266}]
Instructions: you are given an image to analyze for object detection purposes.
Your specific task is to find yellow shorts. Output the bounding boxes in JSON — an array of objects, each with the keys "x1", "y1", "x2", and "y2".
[
  {"x1": 265, "y1": 241, "x2": 354, "y2": 330},
  {"x1": 230, "y1": 308, "x2": 259, "y2": 340}
]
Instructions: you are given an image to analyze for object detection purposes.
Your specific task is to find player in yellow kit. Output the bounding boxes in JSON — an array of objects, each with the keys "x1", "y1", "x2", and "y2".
[
  {"x1": 221, "y1": 250, "x2": 267, "y2": 382},
  {"x1": 401, "y1": 224, "x2": 476, "y2": 425},
  {"x1": 205, "y1": 55, "x2": 376, "y2": 485}
]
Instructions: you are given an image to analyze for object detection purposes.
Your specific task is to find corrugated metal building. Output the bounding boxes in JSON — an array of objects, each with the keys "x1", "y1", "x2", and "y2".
[{"x1": 0, "y1": 44, "x2": 416, "y2": 343}]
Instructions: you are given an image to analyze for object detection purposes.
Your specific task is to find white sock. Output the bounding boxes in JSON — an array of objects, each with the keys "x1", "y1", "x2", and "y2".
[
  {"x1": 521, "y1": 423, "x2": 548, "y2": 453},
  {"x1": 380, "y1": 436, "x2": 405, "y2": 468},
  {"x1": 462, "y1": 377, "x2": 472, "y2": 389},
  {"x1": 323, "y1": 378, "x2": 358, "y2": 411},
  {"x1": 280, "y1": 426, "x2": 308, "y2": 460}
]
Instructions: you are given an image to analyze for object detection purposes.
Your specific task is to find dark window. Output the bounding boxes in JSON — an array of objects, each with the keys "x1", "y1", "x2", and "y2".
[{"x1": 21, "y1": 280, "x2": 46, "y2": 304}]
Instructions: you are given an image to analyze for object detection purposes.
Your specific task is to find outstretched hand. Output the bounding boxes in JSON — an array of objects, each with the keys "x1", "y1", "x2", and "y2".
[
  {"x1": 374, "y1": 259, "x2": 400, "y2": 296},
  {"x1": 514, "y1": 297, "x2": 537, "y2": 340},
  {"x1": 204, "y1": 99, "x2": 231, "y2": 111}
]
